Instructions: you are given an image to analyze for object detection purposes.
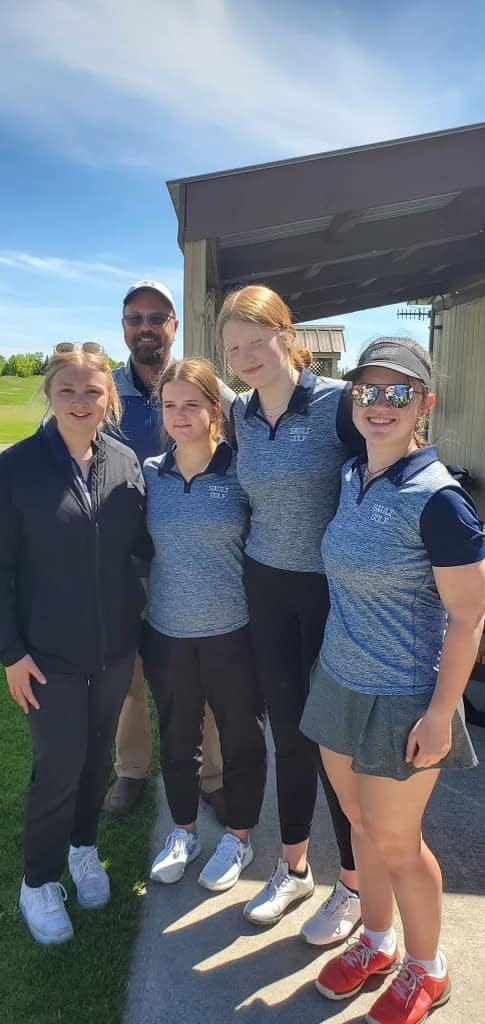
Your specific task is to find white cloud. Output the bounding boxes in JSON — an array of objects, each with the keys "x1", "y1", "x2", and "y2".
[
  {"x1": 0, "y1": 250, "x2": 182, "y2": 291},
  {"x1": 0, "y1": 0, "x2": 478, "y2": 169},
  {"x1": 0, "y1": 252, "x2": 133, "y2": 282}
]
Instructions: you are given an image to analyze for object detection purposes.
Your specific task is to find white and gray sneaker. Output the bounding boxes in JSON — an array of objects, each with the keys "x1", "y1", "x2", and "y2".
[
  {"x1": 198, "y1": 833, "x2": 253, "y2": 892},
  {"x1": 150, "y1": 828, "x2": 201, "y2": 884},
  {"x1": 69, "y1": 845, "x2": 110, "y2": 909},
  {"x1": 244, "y1": 858, "x2": 314, "y2": 926},
  {"x1": 20, "y1": 879, "x2": 74, "y2": 945},
  {"x1": 300, "y1": 879, "x2": 362, "y2": 946}
]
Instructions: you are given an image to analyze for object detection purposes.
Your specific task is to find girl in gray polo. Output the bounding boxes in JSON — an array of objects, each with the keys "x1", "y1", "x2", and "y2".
[
  {"x1": 301, "y1": 338, "x2": 484, "y2": 1024},
  {"x1": 219, "y1": 284, "x2": 364, "y2": 945},
  {"x1": 141, "y1": 358, "x2": 266, "y2": 895}
]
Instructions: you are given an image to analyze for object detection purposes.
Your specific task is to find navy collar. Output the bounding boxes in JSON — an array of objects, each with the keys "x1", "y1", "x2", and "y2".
[
  {"x1": 244, "y1": 370, "x2": 315, "y2": 421},
  {"x1": 352, "y1": 445, "x2": 439, "y2": 486},
  {"x1": 42, "y1": 417, "x2": 102, "y2": 467},
  {"x1": 130, "y1": 359, "x2": 156, "y2": 401},
  {"x1": 158, "y1": 439, "x2": 233, "y2": 478}
]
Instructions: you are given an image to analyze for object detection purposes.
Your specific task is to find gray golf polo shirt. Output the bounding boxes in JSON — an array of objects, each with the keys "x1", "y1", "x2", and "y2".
[
  {"x1": 320, "y1": 447, "x2": 484, "y2": 696},
  {"x1": 232, "y1": 370, "x2": 360, "y2": 573},
  {"x1": 144, "y1": 441, "x2": 249, "y2": 638}
]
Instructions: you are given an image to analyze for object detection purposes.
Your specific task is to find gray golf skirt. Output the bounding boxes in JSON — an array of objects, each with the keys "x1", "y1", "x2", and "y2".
[{"x1": 300, "y1": 659, "x2": 478, "y2": 781}]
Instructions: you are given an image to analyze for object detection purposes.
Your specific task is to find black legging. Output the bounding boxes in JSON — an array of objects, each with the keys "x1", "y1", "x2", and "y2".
[
  {"x1": 24, "y1": 652, "x2": 135, "y2": 887},
  {"x1": 244, "y1": 555, "x2": 355, "y2": 870},
  {"x1": 142, "y1": 623, "x2": 266, "y2": 830}
]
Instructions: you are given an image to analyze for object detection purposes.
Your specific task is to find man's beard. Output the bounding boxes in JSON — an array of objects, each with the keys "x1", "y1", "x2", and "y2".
[{"x1": 131, "y1": 335, "x2": 167, "y2": 367}]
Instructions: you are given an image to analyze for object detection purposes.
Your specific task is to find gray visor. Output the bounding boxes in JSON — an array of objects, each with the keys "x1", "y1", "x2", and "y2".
[{"x1": 343, "y1": 342, "x2": 431, "y2": 388}]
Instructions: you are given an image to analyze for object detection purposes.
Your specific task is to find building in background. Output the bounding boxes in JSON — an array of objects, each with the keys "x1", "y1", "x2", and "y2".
[
  {"x1": 294, "y1": 325, "x2": 345, "y2": 378},
  {"x1": 430, "y1": 294, "x2": 485, "y2": 520}
]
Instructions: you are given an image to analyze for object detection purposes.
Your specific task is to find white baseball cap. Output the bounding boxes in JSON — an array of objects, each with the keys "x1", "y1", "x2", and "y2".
[{"x1": 123, "y1": 280, "x2": 176, "y2": 313}]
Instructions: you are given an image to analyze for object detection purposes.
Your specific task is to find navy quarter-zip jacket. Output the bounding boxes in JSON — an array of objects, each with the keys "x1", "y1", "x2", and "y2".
[{"x1": 0, "y1": 420, "x2": 149, "y2": 675}]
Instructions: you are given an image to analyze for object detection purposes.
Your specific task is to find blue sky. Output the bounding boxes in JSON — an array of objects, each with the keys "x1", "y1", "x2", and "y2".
[{"x1": 1, "y1": 0, "x2": 484, "y2": 367}]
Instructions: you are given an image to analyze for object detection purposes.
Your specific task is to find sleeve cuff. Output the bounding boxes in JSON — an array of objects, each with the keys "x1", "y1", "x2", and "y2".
[{"x1": 1, "y1": 641, "x2": 27, "y2": 668}]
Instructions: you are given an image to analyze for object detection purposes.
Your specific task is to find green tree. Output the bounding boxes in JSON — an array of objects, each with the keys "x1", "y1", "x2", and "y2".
[{"x1": 3, "y1": 353, "x2": 37, "y2": 377}]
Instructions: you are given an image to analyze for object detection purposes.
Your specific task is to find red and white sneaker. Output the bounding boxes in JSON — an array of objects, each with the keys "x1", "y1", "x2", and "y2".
[
  {"x1": 366, "y1": 961, "x2": 451, "y2": 1024},
  {"x1": 315, "y1": 934, "x2": 399, "y2": 1000}
]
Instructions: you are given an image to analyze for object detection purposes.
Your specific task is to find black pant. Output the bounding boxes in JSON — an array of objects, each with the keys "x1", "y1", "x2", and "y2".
[
  {"x1": 24, "y1": 652, "x2": 135, "y2": 887},
  {"x1": 142, "y1": 624, "x2": 266, "y2": 830},
  {"x1": 244, "y1": 556, "x2": 354, "y2": 869}
]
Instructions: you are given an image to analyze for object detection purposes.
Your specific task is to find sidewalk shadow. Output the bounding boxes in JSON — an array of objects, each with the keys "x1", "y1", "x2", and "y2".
[{"x1": 125, "y1": 886, "x2": 394, "y2": 1024}]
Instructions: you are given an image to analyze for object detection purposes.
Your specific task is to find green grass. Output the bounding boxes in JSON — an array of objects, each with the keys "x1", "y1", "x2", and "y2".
[
  {"x1": 0, "y1": 668, "x2": 159, "y2": 1024},
  {"x1": 0, "y1": 376, "x2": 46, "y2": 443}
]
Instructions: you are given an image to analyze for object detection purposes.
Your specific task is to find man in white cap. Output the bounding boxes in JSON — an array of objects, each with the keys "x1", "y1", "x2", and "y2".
[{"x1": 104, "y1": 280, "x2": 229, "y2": 816}]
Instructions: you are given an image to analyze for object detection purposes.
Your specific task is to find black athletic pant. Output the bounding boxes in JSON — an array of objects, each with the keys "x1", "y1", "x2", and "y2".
[
  {"x1": 24, "y1": 652, "x2": 135, "y2": 887},
  {"x1": 244, "y1": 556, "x2": 354, "y2": 869},
  {"x1": 142, "y1": 623, "x2": 266, "y2": 830}
]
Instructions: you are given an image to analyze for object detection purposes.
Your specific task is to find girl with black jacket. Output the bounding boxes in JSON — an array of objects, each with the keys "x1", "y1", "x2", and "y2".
[{"x1": 0, "y1": 343, "x2": 149, "y2": 945}]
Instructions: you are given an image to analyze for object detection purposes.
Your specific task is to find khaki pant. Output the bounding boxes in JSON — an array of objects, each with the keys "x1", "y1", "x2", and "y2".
[{"x1": 114, "y1": 653, "x2": 223, "y2": 790}]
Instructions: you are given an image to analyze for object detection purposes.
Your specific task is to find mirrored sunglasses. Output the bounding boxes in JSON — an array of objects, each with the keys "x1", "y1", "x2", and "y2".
[
  {"x1": 123, "y1": 312, "x2": 174, "y2": 327},
  {"x1": 351, "y1": 383, "x2": 425, "y2": 409}
]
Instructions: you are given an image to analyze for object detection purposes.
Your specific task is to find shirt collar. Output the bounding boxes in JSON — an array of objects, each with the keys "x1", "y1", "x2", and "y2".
[
  {"x1": 158, "y1": 439, "x2": 233, "y2": 477},
  {"x1": 129, "y1": 359, "x2": 154, "y2": 401},
  {"x1": 352, "y1": 445, "x2": 440, "y2": 486},
  {"x1": 244, "y1": 369, "x2": 315, "y2": 420},
  {"x1": 42, "y1": 416, "x2": 102, "y2": 466}
]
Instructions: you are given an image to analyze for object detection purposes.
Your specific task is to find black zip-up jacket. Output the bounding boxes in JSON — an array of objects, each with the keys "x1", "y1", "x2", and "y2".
[{"x1": 0, "y1": 420, "x2": 151, "y2": 675}]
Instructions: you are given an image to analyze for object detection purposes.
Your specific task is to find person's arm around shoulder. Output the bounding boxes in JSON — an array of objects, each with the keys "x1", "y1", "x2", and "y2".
[
  {"x1": 336, "y1": 382, "x2": 366, "y2": 457},
  {"x1": 0, "y1": 453, "x2": 47, "y2": 712},
  {"x1": 217, "y1": 378, "x2": 236, "y2": 420},
  {"x1": 406, "y1": 487, "x2": 485, "y2": 768}
]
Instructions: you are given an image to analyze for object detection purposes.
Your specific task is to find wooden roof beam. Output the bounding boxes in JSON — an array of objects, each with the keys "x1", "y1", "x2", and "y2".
[{"x1": 220, "y1": 201, "x2": 485, "y2": 284}]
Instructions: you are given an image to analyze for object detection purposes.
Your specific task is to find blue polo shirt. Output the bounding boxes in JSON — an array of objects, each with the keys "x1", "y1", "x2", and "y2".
[
  {"x1": 232, "y1": 370, "x2": 364, "y2": 573},
  {"x1": 320, "y1": 446, "x2": 484, "y2": 696},
  {"x1": 144, "y1": 441, "x2": 249, "y2": 638}
]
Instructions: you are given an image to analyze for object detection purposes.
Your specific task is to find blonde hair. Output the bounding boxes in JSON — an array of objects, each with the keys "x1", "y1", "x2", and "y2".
[
  {"x1": 43, "y1": 348, "x2": 122, "y2": 429},
  {"x1": 157, "y1": 358, "x2": 224, "y2": 441},
  {"x1": 217, "y1": 284, "x2": 312, "y2": 371}
]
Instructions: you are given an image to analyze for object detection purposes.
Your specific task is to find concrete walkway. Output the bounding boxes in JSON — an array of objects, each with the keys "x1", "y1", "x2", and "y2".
[{"x1": 124, "y1": 727, "x2": 485, "y2": 1024}]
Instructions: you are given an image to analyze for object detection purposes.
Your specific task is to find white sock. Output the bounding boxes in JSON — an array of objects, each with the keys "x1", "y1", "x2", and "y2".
[
  {"x1": 364, "y1": 926, "x2": 397, "y2": 955},
  {"x1": 69, "y1": 844, "x2": 94, "y2": 855},
  {"x1": 405, "y1": 950, "x2": 447, "y2": 979}
]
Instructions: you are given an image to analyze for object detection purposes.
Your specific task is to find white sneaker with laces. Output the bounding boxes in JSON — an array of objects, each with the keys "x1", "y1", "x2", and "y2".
[
  {"x1": 150, "y1": 828, "x2": 201, "y2": 884},
  {"x1": 19, "y1": 879, "x2": 74, "y2": 945},
  {"x1": 198, "y1": 833, "x2": 253, "y2": 892},
  {"x1": 300, "y1": 878, "x2": 362, "y2": 946},
  {"x1": 243, "y1": 858, "x2": 314, "y2": 925},
  {"x1": 68, "y1": 845, "x2": 110, "y2": 909}
]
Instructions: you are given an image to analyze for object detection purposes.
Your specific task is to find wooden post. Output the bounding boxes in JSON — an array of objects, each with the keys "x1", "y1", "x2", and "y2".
[{"x1": 183, "y1": 239, "x2": 223, "y2": 371}]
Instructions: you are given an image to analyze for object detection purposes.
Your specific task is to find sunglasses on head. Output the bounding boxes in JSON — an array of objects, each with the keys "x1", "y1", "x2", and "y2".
[
  {"x1": 351, "y1": 383, "x2": 426, "y2": 409},
  {"x1": 55, "y1": 342, "x2": 103, "y2": 354},
  {"x1": 123, "y1": 312, "x2": 174, "y2": 328}
]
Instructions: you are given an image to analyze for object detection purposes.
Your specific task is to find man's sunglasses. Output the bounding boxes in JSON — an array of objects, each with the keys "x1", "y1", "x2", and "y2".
[
  {"x1": 123, "y1": 312, "x2": 175, "y2": 328},
  {"x1": 351, "y1": 383, "x2": 426, "y2": 409},
  {"x1": 55, "y1": 342, "x2": 103, "y2": 354}
]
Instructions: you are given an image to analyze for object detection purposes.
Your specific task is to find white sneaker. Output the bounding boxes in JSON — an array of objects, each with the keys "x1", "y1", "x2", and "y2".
[
  {"x1": 300, "y1": 879, "x2": 362, "y2": 946},
  {"x1": 68, "y1": 845, "x2": 110, "y2": 909},
  {"x1": 243, "y1": 858, "x2": 314, "y2": 926},
  {"x1": 198, "y1": 833, "x2": 253, "y2": 892},
  {"x1": 19, "y1": 879, "x2": 73, "y2": 945},
  {"x1": 150, "y1": 828, "x2": 201, "y2": 884}
]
